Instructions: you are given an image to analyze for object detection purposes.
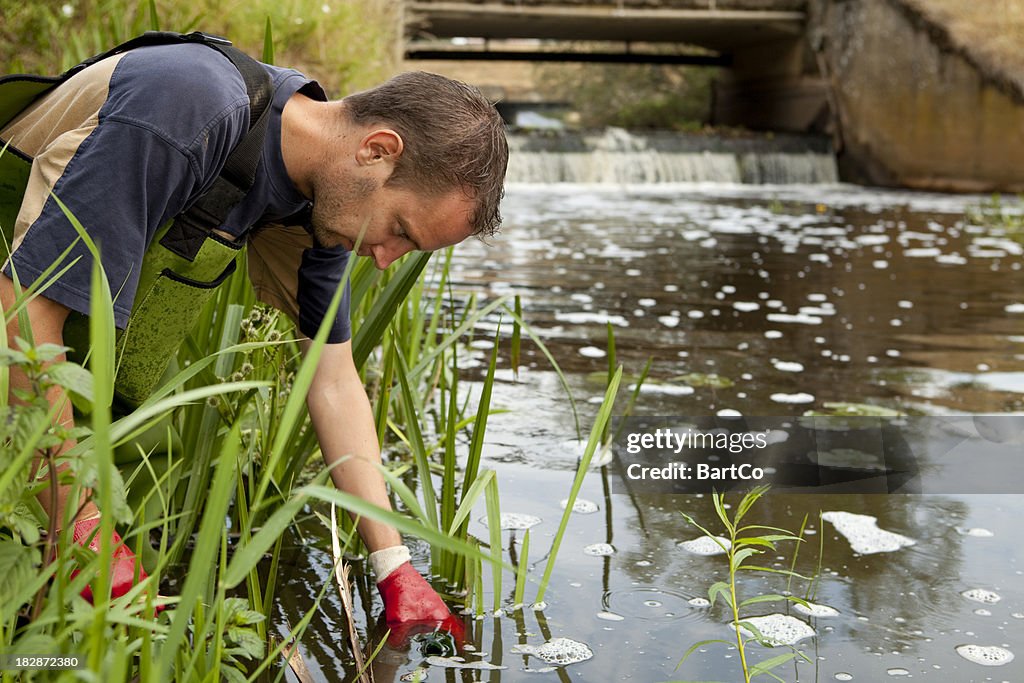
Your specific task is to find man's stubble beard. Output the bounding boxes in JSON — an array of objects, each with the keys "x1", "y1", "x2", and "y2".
[{"x1": 308, "y1": 170, "x2": 378, "y2": 248}]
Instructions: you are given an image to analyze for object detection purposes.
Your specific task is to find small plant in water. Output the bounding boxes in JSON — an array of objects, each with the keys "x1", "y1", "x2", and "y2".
[
  {"x1": 674, "y1": 485, "x2": 813, "y2": 683},
  {"x1": 966, "y1": 193, "x2": 1024, "y2": 233}
]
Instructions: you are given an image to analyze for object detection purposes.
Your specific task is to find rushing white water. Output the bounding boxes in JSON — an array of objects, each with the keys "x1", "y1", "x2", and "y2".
[{"x1": 506, "y1": 129, "x2": 838, "y2": 184}]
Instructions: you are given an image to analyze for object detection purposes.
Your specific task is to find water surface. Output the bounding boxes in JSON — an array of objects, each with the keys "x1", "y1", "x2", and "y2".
[{"x1": 281, "y1": 183, "x2": 1024, "y2": 682}]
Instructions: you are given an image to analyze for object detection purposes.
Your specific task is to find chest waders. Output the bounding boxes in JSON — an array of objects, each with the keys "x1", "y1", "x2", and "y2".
[{"x1": 0, "y1": 31, "x2": 274, "y2": 412}]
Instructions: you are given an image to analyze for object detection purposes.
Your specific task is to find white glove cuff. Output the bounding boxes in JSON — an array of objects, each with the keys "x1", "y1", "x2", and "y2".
[{"x1": 369, "y1": 544, "x2": 412, "y2": 581}]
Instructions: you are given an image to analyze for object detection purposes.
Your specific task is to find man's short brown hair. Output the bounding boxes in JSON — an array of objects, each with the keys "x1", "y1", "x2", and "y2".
[{"x1": 342, "y1": 71, "x2": 509, "y2": 237}]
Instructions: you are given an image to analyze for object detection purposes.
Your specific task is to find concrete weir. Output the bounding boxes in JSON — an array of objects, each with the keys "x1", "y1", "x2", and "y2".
[{"x1": 810, "y1": 0, "x2": 1024, "y2": 192}]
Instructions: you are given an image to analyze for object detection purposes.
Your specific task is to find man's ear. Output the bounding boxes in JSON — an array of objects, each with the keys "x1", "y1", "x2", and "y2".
[{"x1": 356, "y1": 129, "x2": 404, "y2": 166}]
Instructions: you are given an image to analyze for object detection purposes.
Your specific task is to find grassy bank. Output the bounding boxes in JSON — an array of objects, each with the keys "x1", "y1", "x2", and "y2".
[{"x1": 0, "y1": 0, "x2": 399, "y2": 96}]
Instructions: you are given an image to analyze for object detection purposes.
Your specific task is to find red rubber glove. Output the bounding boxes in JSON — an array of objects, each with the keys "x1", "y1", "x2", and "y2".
[
  {"x1": 70, "y1": 517, "x2": 159, "y2": 611},
  {"x1": 376, "y1": 562, "x2": 464, "y2": 648}
]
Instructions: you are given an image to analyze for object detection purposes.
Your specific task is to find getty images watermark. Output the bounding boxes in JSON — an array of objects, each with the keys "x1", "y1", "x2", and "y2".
[{"x1": 612, "y1": 415, "x2": 1024, "y2": 495}]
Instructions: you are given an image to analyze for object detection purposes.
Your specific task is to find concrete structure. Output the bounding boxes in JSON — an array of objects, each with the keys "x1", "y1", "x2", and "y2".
[
  {"x1": 809, "y1": 0, "x2": 1024, "y2": 192},
  {"x1": 405, "y1": 0, "x2": 1024, "y2": 191}
]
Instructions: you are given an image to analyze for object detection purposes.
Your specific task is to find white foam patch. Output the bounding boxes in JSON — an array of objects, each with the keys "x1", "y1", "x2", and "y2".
[
  {"x1": 688, "y1": 597, "x2": 711, "y2": 608},
  {"x1": 583, "y1": 543, "x2": 615, "y2": 556},
  {"x1": 767, "y1": 313, "x2": 824, "y2": 325},
  {"x1": 579, "y1": 346, "x2": 606, "y2": 358},
  {"x1": 961, "y1": 588, "x2": 1001, "y2": 604},
  {"x1": 1006, "y1": 303, "x2": 1024, "y2": 313},
  {"x1": 822, "y1": 511, "x2": 916, "y2": 554},
  {"x1": 772, "y1": 360, "x2": 805, "y2": 372},
  {"x1": 658, "y1": 315, "x2": 681, "y2": 327},
  {"x1": 954, "y1": 644, "x2": 1014, "y2": 666},
  {"x1": 596, "y1": 611, "x2": 625, "y2": 621},
  {"x1": 733, "y1": 302, "x2": 761, "y2": 312},
  {"x1": 771, "y1": 392, "x2": 816, "y2": 404},
  {"x1": 425, "y1": 656, "x2": 506, "y2": 671},
  {"x1": 481, "y1": 513, "x2": 542, "y2": 530},
  {"x1": 560, "y1": 498, "x2": 599, "y2": 514},
  {"x1": 511, "y1": 638, "x2": 594, "y2": 666},
  {"x1": 678, "y1": 536, "x2": 731, "y2": 555},
  {"x1": 635, "y1": 383, "x2": 695, "y2": 396},
  {"x1": 793, "y1": 602, "x2": 840, "y2": 618},
  {"x1": 963, "y1": 527, "x2": 994, "y2": 537},
  {"x1": 555, "y1": 311, "x2": 629, "y2": 327},
  {"x1": 738, "y1": 613, "x2": 816, "y2": 646}
]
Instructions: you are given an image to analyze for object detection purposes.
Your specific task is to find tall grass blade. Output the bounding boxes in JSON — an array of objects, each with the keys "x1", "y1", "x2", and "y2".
[
  {"x1": 510, "y1": 295, "x2": 521, "y2": 377},
  {"x1": 262, "y1": 17, "x2": 275, "y2": 64},
  {"x1": 500, "y1": 302, "x2": 580, "y2": 439},
  {"x1": 484, "y1": 475, "x2": 502, "y2": 612},
  {"x1": 392, "y1": 341, "x2": 438, "y2": 530},
  {"x1": 352, "y1": 252, "x2": 431, "y2": 370},
  {"x1": 513, "y1": 528, "x2": 530, "y2": 607},
  {"x1": 536, "y1": 366, "x2": 622, "y2": 603},
  {"x1": 330, "y1": 504, "x2": 369, "y2": 683},
  {"x1": 302, "y1": 484, "x2": 510, "y2": 573},
  {"x1": 159, "y1": 420, "x2": 242, "y2": 678}
]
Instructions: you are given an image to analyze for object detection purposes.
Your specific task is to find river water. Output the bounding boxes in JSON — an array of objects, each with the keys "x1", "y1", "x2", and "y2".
[{"x1": 280, "y1": 182, "x2": 1024, "y2": 682}]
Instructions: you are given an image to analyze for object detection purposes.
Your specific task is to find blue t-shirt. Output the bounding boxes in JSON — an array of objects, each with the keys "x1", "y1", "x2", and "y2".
[{"x1": 2, "y1": 42, "x2": 351, "y2": 342}]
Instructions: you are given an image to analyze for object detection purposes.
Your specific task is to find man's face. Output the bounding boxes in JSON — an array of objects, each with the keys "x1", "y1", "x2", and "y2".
[{"x1": 309, "y1": 170, "x2": 476, "y2": 270}]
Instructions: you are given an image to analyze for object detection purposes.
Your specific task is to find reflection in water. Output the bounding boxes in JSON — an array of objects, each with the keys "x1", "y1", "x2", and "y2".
[{"x1": 276, "y1": 184, "x2": 1024, "y2": 681}]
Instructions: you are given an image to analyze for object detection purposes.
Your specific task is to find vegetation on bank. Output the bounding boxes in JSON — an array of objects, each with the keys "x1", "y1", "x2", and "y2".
[{"x1": 0, "y1": 0, "x2": 399, "y2": 96}]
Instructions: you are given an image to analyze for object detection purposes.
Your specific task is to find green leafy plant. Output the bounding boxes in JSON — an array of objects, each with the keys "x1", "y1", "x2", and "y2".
[
  {"x1": 966, "y1": 193, "x2": 1024, "y2": 233},
  {"x1": 674, "y1": 486, "x2": 813, "y2": 683}
]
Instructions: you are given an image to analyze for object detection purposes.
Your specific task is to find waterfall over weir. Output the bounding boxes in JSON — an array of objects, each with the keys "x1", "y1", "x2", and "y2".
[{"x1": 506, "y1": 128, "x2": 838, "y2": 184}]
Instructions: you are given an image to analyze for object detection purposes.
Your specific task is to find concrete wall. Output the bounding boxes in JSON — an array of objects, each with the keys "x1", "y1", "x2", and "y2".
[{"x1": 810, "y1": 0, "x2": 1024, "y2": 192}]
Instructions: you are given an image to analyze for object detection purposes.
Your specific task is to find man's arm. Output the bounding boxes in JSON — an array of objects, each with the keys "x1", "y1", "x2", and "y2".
[
  {"x1": 301, "y1": 336, "x2": 463, "y2": 642},
  {"x1": 300, "y1": 337, "x2": 401, "y2": 552}
]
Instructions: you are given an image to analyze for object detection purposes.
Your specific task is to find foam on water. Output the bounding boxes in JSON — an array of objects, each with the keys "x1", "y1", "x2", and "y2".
[
  {"x1": 961, "y1": 527, "x2": 995, "y2": 537},
  {"x1": 511, "y1": 638, "x2": 594, "y2": 666},
  {"x1": 678, "y1": 536, "x2": 731, "y2": 555},
  {"x1": 793, "y1": 602, "x2": 840, "y2": 618},
  {"x1": 636, "y1": 383, "x2": 695, "y2": 396},
  {"x1": 596, "y1": 611, "x2": 625, "y2": 621},
  {"x1": 425, "y1": 656, "x2": 506, "y2": 671},
  {"x1": 482, "y1": 513, "x2": 542, "y2": 530},
  {"x1": 954, "y1": 644, "x2": 1015, "y2": 666},
  {"x1": 579, "y1": 346, "x2": 606, "y2": 358},
  {"x1": 561, "y1": 498, "x2": 599, "y2": 514},
  {"x1": 555, "y1": 311, "x2": 629, "y2": 327},
  {"x1": 767, "y1": 312, "x2": 824, "y2": 325},
  {"x1": 583, "y1": 543, "x2": 616, "y2": 556},
  {"x1": 822, "y1": 511, "x2": 916, "y2": 554},
  {"x1": 771, "y1": 392, "x2": 816, "y2": 404},
  {"x1": 688, "y1": 597, "x2": 711, "y2": 608},
  {"x1": 738, "y1": 613, "x2": 816, "y2": 646},
  {"x1": 773, "y1": 360, "x2": 805, "y2": 372},
  {"x1": 961, "y1": 588, "x2": 1001, "y2": 604}
]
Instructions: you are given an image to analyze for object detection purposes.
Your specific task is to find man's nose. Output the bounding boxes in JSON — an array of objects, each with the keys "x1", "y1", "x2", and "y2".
[{"x1": 371, "y1": 241, "x2": 414, "y2": 270}]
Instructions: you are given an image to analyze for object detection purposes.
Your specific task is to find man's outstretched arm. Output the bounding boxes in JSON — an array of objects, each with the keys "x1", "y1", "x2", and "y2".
[
  {"x1": 301, "y1": 338, "x2": 402, "y2": 551},
  {"x1": 301, "y1": 337, "x2": 463, "y2": 643}
]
